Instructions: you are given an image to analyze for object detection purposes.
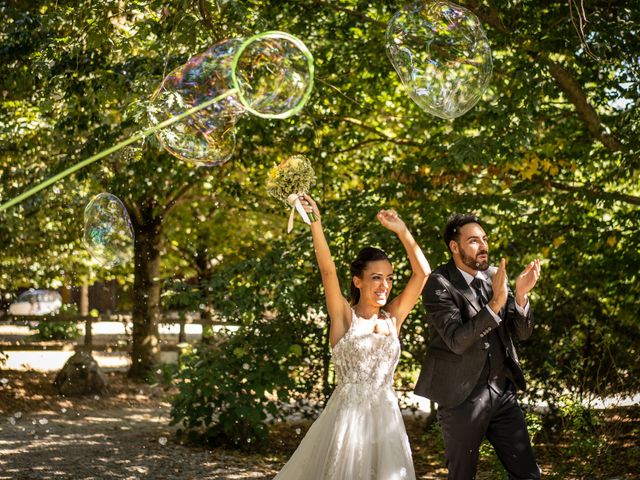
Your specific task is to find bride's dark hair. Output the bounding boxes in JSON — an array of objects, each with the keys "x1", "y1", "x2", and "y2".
[{"x1": 350, "y1": 247, "x2": 391, "y2": 305}]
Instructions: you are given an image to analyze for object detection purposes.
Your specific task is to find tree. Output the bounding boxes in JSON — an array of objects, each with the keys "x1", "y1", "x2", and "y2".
[{"x1": 0, "y1": 0, "x2": 258, "y2": 377}]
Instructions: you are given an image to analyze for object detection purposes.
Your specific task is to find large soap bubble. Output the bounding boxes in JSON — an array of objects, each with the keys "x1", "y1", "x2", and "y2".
[
  {"x1": 83, "y1": 193, "x2": 134, "y2": 268},
  {"x1": 386, "y1": 0, "x2": 492, "y2": 120},
  {"x1": 152, "y1": 31, "x2": 314, "y2": 164},
  {"x1": 153, "y1": 112, "x2": 237, "y2": 165},
  {"x1": 150, "y1": 38, "x2": 244, "y2": 166},
  {"x1": 231, "y1": 31, "x2": 315, "y2": 119}
]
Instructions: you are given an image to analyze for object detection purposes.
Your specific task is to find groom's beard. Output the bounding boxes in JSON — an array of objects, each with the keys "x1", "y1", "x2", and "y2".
[{"x1": 459, "y1": 246, "x2": 490, "y2": 271}]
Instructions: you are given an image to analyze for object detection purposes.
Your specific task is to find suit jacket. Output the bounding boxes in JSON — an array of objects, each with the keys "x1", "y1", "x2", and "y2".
[{"x1": 414, "y1": 259, "x2": 534, "y2": 408}]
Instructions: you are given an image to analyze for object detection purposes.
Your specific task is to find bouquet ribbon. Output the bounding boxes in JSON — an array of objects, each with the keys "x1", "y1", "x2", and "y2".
[{"x1": 287, "y1": 193, "x2": 311, "y2": 233}]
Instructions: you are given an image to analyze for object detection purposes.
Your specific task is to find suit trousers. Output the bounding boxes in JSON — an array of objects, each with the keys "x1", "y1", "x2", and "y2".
[{"x1": 436, "y1": 381, "x2": 541, "y2": 480}]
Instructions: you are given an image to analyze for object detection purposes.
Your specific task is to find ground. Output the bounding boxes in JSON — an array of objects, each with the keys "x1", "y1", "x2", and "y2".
[{"x1": 0, "y1": 369, "x2": 638, "y2": 480}]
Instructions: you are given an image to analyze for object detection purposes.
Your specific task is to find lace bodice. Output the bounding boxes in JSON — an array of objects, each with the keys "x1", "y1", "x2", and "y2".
[{"x1": 332, "y1": 309, "x2": 400, "y2": 387}]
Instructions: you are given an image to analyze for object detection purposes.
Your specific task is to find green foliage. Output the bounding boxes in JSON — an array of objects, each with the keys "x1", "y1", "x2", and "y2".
[
  {"x1": 168, "y1": 227, "x2": 330, "y2": 448},
  {"x1": 539, "y1": 396, "x2": 615, "y2": 479},
  {"x1": 170, "y1": 322, "x2": 306, "y2": 449},
  {"x1": 557, "y1": 396, "x2": 607, "y2": 462},
  {"x1": 32, "y1": 320, "x2": 80, "y2": 341},
  {"x1": 525, "y1": 410, "x2": 544, "y2": 446}
]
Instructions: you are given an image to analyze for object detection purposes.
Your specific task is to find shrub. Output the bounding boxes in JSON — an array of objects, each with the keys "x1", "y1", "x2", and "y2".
[
  {"x1": 169, "y1": 318, "x2": 312, "y2": 449},
  {"x1": 32, "y1": 320, "x2": 80, "y2": 340}
]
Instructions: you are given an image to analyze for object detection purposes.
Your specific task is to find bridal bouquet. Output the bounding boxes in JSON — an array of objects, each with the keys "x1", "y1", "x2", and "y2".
[{"x1": 266, "y1": 155, "x2": 317, "y2": 232}]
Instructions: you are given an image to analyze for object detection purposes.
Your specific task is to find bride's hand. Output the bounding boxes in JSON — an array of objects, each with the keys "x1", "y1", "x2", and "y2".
[
  {"x1": 300, "y1": 193, "x2": 321, "y2": 222},
  {"x1": 376, "y1": 209, "x2": 407, "y2": 234}
]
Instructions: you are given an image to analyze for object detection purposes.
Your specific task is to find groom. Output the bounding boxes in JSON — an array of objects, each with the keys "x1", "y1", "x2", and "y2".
[{"x1": 415, "y1": 213, "x2": 541, "y2": 479}]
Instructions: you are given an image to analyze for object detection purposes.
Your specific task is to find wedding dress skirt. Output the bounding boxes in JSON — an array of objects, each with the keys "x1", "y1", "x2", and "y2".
[{"x1": 274, "y1": 310, "x2": 416, "y2": 480}]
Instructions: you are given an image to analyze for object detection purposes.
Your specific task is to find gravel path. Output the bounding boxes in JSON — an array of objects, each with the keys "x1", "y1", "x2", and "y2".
[
  {"x1": 0, "y1": 403, "x2": 282, "y2": 480},
  {"x1": 0, "y1": 370, "x2": 285, "y2": 480}
]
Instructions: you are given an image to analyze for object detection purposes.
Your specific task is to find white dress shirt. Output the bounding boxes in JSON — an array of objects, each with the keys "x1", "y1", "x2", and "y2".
[{"x1": 456, "y1": 267, "x2": 529, "y2": 324}]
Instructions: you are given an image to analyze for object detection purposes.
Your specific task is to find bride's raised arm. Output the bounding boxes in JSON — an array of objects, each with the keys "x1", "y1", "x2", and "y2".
[
  {"x1": 300, "y1": 194, "x2": 351, "y2": 347},
  {"x1": 377, "y1": 209, "x2": 431, "y2": 331}
]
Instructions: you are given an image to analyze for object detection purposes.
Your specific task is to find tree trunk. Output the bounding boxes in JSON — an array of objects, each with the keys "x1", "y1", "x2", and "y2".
[
  {"x1": 128, "y1": 219, "x2": 162, "y2": 379},
  {"x1": 80, "y1": 275, "x2": 89, "y2": 317}
]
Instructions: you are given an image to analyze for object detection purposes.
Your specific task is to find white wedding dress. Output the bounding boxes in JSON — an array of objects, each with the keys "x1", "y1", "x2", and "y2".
[{"x1": 274, "y1": 309, "x2": 416, "y2": 480}]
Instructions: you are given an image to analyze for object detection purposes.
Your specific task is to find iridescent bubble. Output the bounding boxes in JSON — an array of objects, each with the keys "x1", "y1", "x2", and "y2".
[
  {"x1": 83, "y1": 193, "x2": 134, "y2": 268},
  {"x1": 386, "y1": 0, "x2": 492, "y2": 119},
  {"x1": 231, "y1": 31, "x2": 315, "y2": 119},
  {"x1": 150, "y1": 38, "x2": 244, "y2": 166},
  {"x1": 154, "y1": 116, "x2": 237, "y2": 166},
  {"x1": 151, "y1": 31, "x2": 314, "y2": 164}
]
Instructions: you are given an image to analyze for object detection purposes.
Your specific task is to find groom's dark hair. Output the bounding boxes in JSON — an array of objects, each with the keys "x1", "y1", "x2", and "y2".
[
  {"x1": 350, "y1": 247, "x2": 391, "y2": 305},
  {"x1": 444, "y1": 213, "x2": 483, "y2": 253}
]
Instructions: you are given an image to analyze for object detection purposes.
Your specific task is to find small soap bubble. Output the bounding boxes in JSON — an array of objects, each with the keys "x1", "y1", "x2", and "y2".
[{"x1": 83, "y1": 193, "x2": 134, "y2": 268}]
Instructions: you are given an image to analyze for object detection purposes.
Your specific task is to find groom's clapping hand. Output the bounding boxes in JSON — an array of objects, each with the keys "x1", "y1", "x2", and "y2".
[
  {"x1": 515, "y1": 259, "x2": 541, "y2": 306},
  {"x1": 489, "y1": 258, "x2": 509, "y2": 314}
]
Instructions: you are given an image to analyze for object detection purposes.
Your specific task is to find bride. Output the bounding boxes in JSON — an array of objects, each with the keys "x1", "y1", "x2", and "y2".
[{"x1": 274, "y1": 194, "x2": 431, "y2": 480}]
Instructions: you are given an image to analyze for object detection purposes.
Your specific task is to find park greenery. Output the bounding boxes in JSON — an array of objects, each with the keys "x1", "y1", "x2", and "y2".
[{"x1": 1, "y1": 0, "x2": 639, "y2": 471}]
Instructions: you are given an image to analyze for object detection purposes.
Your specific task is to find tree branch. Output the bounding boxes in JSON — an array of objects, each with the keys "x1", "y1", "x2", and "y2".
[
  {"x1": 463, "y1": 0, "x2": 509, "y2": 34},
  {"x1": 159, "y1": 179, "x2": 199, "y2": 218},
  {"x1": 464, "y1": 1, "x2": 624, "y2": 153},
  {"x1": 541, "y1": 179, "x2": 640, "y2": 206},
  {"x1": 545, "y1": 60, "x2": 622, "y2": 152},
  {"x1": 168, "y1": 242, "x2": 200, "y2": 271},
  {"x1": 124, "y1": 200, "x2": 144, "y2": 228},
  {"x1": 313, "y1": 114, "x2": 425, "y2": 148}
]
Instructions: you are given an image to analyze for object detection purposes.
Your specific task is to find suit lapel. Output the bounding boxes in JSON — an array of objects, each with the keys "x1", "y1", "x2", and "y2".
[{"x1": 445, "y1": 260, "x2": 482, "y2": 313}]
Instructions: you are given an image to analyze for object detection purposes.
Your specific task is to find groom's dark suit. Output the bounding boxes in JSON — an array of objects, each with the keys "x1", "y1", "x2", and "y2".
[{"x1": 415, "y1": 260, "x2": 540, "y2": 479}]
